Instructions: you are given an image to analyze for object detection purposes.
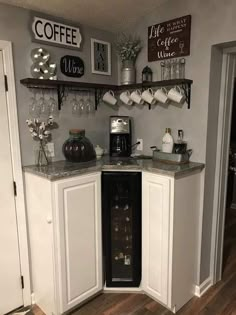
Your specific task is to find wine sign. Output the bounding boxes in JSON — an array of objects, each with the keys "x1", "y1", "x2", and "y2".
[
  {"x1": 60, "y1": 55, "x2": 84, "y2": 77},
  {"x1": 148, "y1": 15, "x2": 191, "y2": 62}
]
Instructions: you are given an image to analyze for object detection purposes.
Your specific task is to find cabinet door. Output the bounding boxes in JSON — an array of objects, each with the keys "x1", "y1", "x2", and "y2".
[
  {"x1": 54, "y1": 173, "x2": 102, "y2": 313},
  {"x1": 142, "y1": 172, "x2": 172, "y2": 306}
]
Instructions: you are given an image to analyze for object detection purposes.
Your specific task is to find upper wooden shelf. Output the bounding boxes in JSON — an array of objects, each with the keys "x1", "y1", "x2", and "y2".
[
  {"x1": 20, "y1": 78, "x2": 193, "y2": 109},
  {"x1": 20, "y1": 78, "x2": 192, "y2": 90}
]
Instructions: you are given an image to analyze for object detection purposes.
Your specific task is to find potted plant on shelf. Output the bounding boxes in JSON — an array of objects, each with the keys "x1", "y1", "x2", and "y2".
[{"x1": 116, "y1": 33, "x2": 142, "y2": 85}]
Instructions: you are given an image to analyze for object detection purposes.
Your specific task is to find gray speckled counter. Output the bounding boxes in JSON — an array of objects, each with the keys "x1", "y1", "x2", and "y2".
[{"x1": 23, "y1": 156, "x2": 204, "y2": 181}]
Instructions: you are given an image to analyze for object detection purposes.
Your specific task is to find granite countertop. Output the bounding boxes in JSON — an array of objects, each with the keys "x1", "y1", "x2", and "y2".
[{"x1": 23, "y1": 156, "x2": 204, "y2": 181}]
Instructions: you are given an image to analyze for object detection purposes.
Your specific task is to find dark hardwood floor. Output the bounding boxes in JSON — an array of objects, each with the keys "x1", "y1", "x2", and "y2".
[{"x1": 33, "y1": 208, "x2": 236, "y2": 315}]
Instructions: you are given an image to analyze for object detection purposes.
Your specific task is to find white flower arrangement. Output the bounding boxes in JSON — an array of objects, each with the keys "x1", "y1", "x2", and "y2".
[
  {"x1": 26, "y1": 116, "x2": 55, "y2": 142},
  {"x1": 116, "y1": 33, "x2": 142, "y2": 62}
]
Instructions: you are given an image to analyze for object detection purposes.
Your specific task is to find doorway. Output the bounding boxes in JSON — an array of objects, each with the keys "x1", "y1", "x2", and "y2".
[
  {"x1": 222, "y1": 79, "x2": 236, "y2": 274},
  {"x1": 211, "y1": 49, "x2": 236, "y2": 284},
  {"x1": 0, "y1": 41, "x2": 31, "y2": 313}
]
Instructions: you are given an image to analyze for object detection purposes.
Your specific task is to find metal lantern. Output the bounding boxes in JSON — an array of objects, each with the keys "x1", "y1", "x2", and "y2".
[{"x1": 142, "y1": 66, "x2": 153, "y2": 83}]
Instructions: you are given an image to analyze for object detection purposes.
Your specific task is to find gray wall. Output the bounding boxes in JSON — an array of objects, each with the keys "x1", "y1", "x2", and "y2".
[
  {"x1": 0, "y1": 3, "x2": 118, "y2": 165},
  {"x1": 118, "y1": 0, "x2": 236, "y2": 283}
]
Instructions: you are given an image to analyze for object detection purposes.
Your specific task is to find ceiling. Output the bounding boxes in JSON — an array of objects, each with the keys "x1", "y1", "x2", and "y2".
[{"x1": 0, "y1": 0, "x2": 169, "y2": 32}]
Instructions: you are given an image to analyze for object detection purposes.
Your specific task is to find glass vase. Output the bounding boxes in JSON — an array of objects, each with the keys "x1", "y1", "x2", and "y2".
[{"x1": 35, "y1": 140, "x2": 49, "y2": 166}]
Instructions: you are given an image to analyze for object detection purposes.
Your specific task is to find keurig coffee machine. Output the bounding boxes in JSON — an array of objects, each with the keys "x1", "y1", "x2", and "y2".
[{"x1": 110, "y1": 116, "x2": 131, "y2": 157}]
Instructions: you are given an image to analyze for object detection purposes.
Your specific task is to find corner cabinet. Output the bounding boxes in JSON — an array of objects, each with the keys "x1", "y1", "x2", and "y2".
[
  {"x1": 24, "y1": 172, "x2": 102, "y2": 315},
  {"x1": 142, "y1": 171, "x2": 202, "y2": 313}
]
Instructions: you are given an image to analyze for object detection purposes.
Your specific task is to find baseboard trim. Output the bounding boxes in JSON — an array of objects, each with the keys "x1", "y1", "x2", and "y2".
[{"x1": 195, "y1": 277, "x2": 213, "y2": 297}]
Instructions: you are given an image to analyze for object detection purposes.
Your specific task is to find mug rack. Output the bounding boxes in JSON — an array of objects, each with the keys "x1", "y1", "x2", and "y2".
[{"x1": 20, "y1": 78, "x2": 193, "y2": 110}]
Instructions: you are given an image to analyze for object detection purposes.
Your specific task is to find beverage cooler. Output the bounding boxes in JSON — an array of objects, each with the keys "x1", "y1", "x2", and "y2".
[{"x1": 102, "y1": 171, "x2": 141, "y2": 287}]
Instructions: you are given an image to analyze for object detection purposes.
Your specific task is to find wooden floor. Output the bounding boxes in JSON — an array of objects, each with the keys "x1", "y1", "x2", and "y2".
[{"x1": 32, "y1": 208, "x2": 236, "y2": 315}]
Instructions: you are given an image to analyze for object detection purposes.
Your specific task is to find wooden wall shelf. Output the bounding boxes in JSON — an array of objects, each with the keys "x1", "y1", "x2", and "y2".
[{"x1": 20, "y1": 78, "x2": 193, "y2": 110}]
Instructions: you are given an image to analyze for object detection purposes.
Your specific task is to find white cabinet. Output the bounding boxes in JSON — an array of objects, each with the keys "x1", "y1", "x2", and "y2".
[
  {"x1": 142, "y1": 171, "x2": 201, "y2": 313},
  {"x1": 25, "y1": 172, "x2": 102, "y2": 315}
]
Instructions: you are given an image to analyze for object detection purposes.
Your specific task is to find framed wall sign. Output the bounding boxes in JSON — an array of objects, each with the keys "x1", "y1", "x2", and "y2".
[
  {"x1": 60, "y1": 55, "x2": 84, "y2": 77},
  {"x1": 31, "y1": 15, "x2": 82, "y2": 49},
  {"x1": 148, "y1": 15, "x2": 191, "y2": 62},
  {"x1": 91, "y1": 38, "x2": 111, "y2": 75}
]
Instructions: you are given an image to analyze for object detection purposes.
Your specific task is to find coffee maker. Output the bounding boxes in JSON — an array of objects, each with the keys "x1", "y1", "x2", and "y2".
[{"x1": 109, "y1": 116, "x2": 131, "y2": 157}]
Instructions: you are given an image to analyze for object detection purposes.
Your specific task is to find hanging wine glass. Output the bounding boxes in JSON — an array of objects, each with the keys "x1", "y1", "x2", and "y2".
[
  {"x1": 85, "y1": 91, "x2": 95, "y2": 115},
  {"x1": 71, "y1": 92, "x2": 79, "y2": 116},
  {"x1": 38, "y1": 90, "x2": 50, "y2": 119},
  {"x1": 78, "y1": 92, "x2": 86, "y2": 115},
  {"x1": 48, "y1": 90, "x2": 59, "y2": 117},
  {"x1": 29, "y1": 89, "x2": 41, "y2": 118}
]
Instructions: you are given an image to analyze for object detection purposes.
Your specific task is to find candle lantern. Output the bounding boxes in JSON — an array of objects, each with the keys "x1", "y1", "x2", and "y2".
[{"x1": 142, "y1": 66, "x2": 153, "y2": 83}]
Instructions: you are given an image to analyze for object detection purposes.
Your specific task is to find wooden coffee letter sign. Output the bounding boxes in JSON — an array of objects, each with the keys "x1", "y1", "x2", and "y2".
[{"x1": 148, "y1": 15, "x2": 191, "y2": 62}]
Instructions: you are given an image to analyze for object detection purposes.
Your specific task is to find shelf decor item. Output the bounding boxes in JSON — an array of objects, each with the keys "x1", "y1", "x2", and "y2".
[
  {"x1": 26, "y1": 116, "x2": 56, "y2": 166},
  {"x1": 142, "y1": 66, "x2": 153, "y2": 83},
  {"x1": 91, "y1": 38, "x2": 111, "y2": 75},
  {"x1": 62, "y1": 129, "x2": 96, "y2": 163},
  {"x1": 116, "y1": 33, "x2": 142, "y2": 85},
  {"x1": 31, "y1": 47, "x2": 57, "y2": 80}
]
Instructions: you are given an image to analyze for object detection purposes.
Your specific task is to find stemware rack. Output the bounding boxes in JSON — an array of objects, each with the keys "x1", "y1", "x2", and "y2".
[{"x1": 20, "y1": 78, "x2": 193, "y2": 111}]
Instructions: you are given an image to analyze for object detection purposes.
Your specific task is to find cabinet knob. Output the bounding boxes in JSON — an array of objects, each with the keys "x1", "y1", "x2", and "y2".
[{"x1": 46, "y1": 216, "x2": 52, "y2": 224}]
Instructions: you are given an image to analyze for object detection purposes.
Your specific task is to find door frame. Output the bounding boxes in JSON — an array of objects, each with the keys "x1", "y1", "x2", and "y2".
[
  {"x1": 211, "y1": 48, "x2": 236, "y2": 283},
  {"x1": 0, "y1": 40, "x2": 31, "y2": 306}
]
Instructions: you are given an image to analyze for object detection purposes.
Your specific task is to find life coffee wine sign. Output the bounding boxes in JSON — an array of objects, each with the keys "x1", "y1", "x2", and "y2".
[
  {"x1": 32, "y1": 16, "x2": 82, "y2": 49},
  {"x1": 148, "y1": 15, "x2": 191, "y2": 62},
  {"x1": 60, "y1": 55, "x2": 84, "y2": 78}
]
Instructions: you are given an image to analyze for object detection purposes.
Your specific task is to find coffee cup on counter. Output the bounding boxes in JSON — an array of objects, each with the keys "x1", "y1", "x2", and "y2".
[
  {"x1": 167, "y1": 86, "x2": 185, "y2": 104},
  {"x1": 130, "y1": 89, "x2": 144, "y2": 105},
  {"x1": 119, "y1": 90, "x2": 133, "y2": 106},
  {"x1": 103, "y1": 90, "x2": 117, "y2": 105},
  {"x1": 141, "y1": 88, "x2": 156, "y2": 105},
  {"x1": 154, "y1": 87, "x2": 168, "y2": 104}
]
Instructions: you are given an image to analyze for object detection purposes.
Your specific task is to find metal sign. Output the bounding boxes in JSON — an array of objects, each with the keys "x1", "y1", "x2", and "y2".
[
  {"x1": 60, "y1": 55, "x2": 84, "y2": 77},
  {"x1": 32, "y1": 16, "x2": 82, "y2": 49},
  {"x1": 148, "y1": 15, "x2": 191, "y2": 62}
]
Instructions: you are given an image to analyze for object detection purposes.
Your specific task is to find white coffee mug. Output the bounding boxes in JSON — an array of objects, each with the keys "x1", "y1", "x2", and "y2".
[
  {"x1": 141, "y1": 88, "x2": 156, "y2": 105},
  {"x1": 119, "y1": 90, "x2": 133, "y2": 106},
  {"x1": 167, "y1": 86, "x2": 185, "y2": 103},
  {"x1": 130, "y1": 89, "x2": 144, "y2": 105},
  {"x1": 103, "y1": 90, "x2": 117, "y2": 105},
  {"x1": 154, "y1": 87, "x2": 168, "y2": 104}
]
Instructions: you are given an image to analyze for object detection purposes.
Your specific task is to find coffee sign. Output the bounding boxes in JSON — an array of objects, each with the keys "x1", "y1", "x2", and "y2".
[
  {"x1": 32, "y1": 16, "x2": 82, "y2": 49},
  {"x1": 60, "y1": 55, "x2": 84, "y2": 77},
  {"x1": 148, "y1": 15, "x2": 191, "y2": 62}
]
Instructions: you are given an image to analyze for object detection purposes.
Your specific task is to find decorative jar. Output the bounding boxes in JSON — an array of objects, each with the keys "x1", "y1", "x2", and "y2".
[
  {"x1": 62, "y1": 129, "x2": 96, "y2": 163},
  {"x1": 121, "y1": 60, "x2": 136, "y2": 85}
]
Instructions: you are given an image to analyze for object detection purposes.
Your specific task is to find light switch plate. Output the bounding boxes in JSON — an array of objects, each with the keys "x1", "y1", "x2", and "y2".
[
  {"x1": 46, "y1": 142, "x2": 55, "y2": 157},
  {"x1": 137, "y1": 139, "x2": 143, "y2": 151}
]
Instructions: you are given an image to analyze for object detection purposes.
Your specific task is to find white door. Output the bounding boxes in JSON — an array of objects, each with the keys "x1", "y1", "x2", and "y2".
[
  {"x1": 54, "y1": 173, "x2": 102, "y2": 314},
  {"x1": 0, "y1": 51, "x2": 23, "y2": 314},
  {"x1": 142, "y1": 172, "x2": 171, "y2": 307}
]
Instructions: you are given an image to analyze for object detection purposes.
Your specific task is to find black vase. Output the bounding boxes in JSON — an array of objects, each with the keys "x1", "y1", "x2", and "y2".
[{"x1": 62, "y1": 129, "x2": 96, "y2": 163}]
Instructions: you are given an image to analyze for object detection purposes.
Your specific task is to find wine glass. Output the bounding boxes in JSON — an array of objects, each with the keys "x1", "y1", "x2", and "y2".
[
  {"x1": 29, "y1": 90, "x2": 41, "y2": 118},
  {"x1": 71, "y1": 92, "x2": 80, "y2": 116},
  {"x1": 85, "y1": 91, "x2": 95, "y2": 115},
  {"x1": 48, "y1": 91, "x2": 59, "y2": 117},
  {"x1": 38, "y1": 90, "x2": 50, "y2": 119},
  {"x1": 78, "y1": 92, "x2": 86, "y2": 115}
]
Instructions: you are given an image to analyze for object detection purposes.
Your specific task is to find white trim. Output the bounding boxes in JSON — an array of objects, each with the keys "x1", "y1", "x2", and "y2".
[
  {"x1": 194, "y1": 277, "x2": 213, "y2": 298},
  {"x1": 210, "y1": 49, "x2": 236, "y2": 284},
  {"x1": 91, "y1": 38, "x2": 111, "y2": 75},
  {"x1": 0, "y1": 40, "x2": 31, "y2": 305}
]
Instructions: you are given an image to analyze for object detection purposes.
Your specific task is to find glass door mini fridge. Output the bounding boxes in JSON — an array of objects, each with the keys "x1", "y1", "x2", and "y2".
[{"x1": 102, "y1": 171, "x2": 141, "y2": 287}]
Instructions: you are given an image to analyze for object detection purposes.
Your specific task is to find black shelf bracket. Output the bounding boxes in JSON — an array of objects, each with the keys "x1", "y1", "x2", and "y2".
[
  {"x1": 181, "y1": 82, "x2": 191, "y2": 109},
  {"x1": 95, "y1": 89, "x2": 104, "y2": 110},
  {"x1": 57, "y1": 85, "x2": 65, "y2": 110}
]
